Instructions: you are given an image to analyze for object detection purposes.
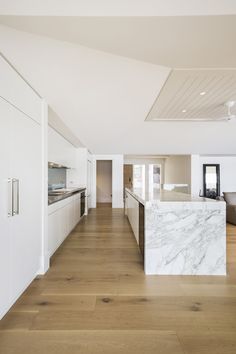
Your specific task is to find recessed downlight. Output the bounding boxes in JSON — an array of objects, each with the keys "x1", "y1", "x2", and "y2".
[
  {"x1": 200, "y1": 91, "x2": 206, "y2": 96},
  {"x1": 182, "y1": 109, "x2": 187, "y2": 113}
]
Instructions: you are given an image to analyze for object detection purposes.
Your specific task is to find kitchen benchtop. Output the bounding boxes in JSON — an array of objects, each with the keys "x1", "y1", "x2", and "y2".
[
  {"x1": 48, "y1": 187, "x2": 86, "y2": 206},
  {"x1": 125, "y1": 187, "x2": 223, "y2": 206}
]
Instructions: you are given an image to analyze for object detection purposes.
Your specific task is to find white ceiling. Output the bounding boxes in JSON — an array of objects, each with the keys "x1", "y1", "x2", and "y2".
[
  {"x1": 0, "y1": 15, "x2": 236, "y2": 155},
  {"x1": 0, "y1": 0, "x2": 236, "y2": 16},
  {"x1": 0, "y1": 15, "x2": 236, "y2": 68},
  {"x1": 147, "y1": 69, "x2": 236, "y2": 121}
]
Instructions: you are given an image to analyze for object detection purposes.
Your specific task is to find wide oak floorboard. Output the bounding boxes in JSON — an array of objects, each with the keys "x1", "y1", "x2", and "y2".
[{"x1": 0, "y1": 207, "x2": 236, "y2": 354}]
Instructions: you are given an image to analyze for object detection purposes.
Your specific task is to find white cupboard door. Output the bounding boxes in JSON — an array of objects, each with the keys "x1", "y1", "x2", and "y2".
[
  {"x1": 68, "y1": 201, "x2": 74, "y2": 233},
  {"x1": 9, "y1": 104, "x2": 42, "y2": 301},
  {"x1": 74, "y1": 194, "x2": 80, "y2": 226},
  {"x1": 0, "y1": 56, "x2": 42, "y2": 125},
  {"x1": 48, "y1": 126, "x2": 76, "y2": 168},
  {"x1": 48, "y1": 211, "x2": 60, "y2": 257},
  {"x1": 64, "y1": 203, "x2": 70, "y2": 237},
  {"x1": 60, "y1": 206, "x2": 68, "y2": 242},
  {"x1": 0, "y1": 99, "x2": 11, "y2": 318},
  {"x1": 126, "y1": 193, "x2": 139, "y2": 244}
]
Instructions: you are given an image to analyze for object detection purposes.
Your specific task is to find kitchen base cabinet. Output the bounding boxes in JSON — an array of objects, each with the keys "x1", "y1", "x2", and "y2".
[
  {"x1": 139, "y1": 203, "x2": 145, "y2": 261},
  {"x1": 73, "y1": 193, "x2": 81, "y2": 229},
  {"x1": 48, "y1": 193, "x2": 83, "y2": 257},
  {"x1": 126, "y1": 190, "x2": 145, "y2": 265},
  {"x1": 126, "y1": 191, "x2": 139, "y2": 244},
  {"x1": 48, "y1": 210, "x2": 61, "y2": 257}
]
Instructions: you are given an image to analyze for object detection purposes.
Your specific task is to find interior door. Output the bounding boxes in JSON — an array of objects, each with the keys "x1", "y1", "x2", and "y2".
[
  {"x1": 9, "y1": 102, "x2": 42, "y2": 302},
  {"x1": 0, "y1": 98, "x2": 11, "y2": 318}
]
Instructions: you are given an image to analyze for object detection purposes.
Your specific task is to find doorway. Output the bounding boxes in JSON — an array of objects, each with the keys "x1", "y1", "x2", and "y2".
[{"x1": 96, "y1": 160, "x2": 112, "y2": 208}]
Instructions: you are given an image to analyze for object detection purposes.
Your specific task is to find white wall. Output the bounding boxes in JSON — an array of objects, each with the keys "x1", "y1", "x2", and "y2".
[
  {"x1": 96, "y1": 160, "x2": 112, "y2": 203},
  {"x1": 199, "y1": 156, "x2": 236, "y2": 195},
  {"x1": 164, "y1": 155, "x2": 191, "y2": 187},
  {"x1": 190, "y1": 154, "x2": 200, "y2": 196},
  {"x1": 92, "y1": 155, "x2": 124, "y2": 208}
]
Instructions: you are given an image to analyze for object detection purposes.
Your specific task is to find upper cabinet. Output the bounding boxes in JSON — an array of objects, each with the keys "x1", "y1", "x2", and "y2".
[
  {"x1": 0, "y1": 55, "x2": 42, "y2": 125},
  {"x1": 48, "y1": 126, "x2": 76, "y2": 168}
]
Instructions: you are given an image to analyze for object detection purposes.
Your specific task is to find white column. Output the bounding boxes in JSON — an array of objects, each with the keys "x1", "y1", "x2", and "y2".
[{"x1": 191, "y1": 154, "x2": 200, "y2": 197}]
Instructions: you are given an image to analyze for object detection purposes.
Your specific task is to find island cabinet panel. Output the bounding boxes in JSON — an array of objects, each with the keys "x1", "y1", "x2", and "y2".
[
  {"x1": 139, "y1": 202, "x2": 145, "y2": 261},
  {"x1": 126, "y1": 191, "x2": 139, "y2": 244},
  {"x1": 125, "y1": 187, "x2": 226, "y2": 276}
]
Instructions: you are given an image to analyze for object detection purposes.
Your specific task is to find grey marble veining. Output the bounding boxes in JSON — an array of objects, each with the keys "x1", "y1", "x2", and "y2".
[
  {"x1": 125, "y1": 188, "x2": 226, "y2": 276},
  {"x1": 145, "y1": 201, "x2": 226, "y2": 275}
]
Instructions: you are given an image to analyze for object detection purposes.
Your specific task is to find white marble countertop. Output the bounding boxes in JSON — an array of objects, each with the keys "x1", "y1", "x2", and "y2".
[{"x1": 125, "y1": 187, "x2": 223, "y2": 205}]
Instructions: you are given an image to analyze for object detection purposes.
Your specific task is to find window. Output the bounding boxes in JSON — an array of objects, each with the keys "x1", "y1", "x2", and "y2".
[
  {"x1": 133, "y1": 165, "x2": 145, "y2": 190},
  {"x1": 149, "y1": 164, "x2": 161, "y2": 191}
]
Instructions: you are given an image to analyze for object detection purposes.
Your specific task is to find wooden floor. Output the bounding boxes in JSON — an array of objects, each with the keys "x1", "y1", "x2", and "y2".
[{"x1": 0, "y1": 206, "x2": 236, "y2": 354}]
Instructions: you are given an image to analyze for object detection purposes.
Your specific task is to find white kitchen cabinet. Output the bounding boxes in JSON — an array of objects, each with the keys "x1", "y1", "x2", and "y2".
[
  {"x1": 48, "y1": 210, "x2": 61, "y2": 256},
  {"x1": 0, "y1": 97, "x2": 42, "y2": 319},
  {"x1": 126, "y1": 191, "x2": 139, "y2": 244},
  {"x1": 48, "y1": 192, "x2": 83, "y2": 257},
  {"x1": 0, "y1": 107, "x2": 11, "y2": 319},
  {"x1": 68, "y1": 200, "x2": 75, "y2": 232},
  {"x1": 48, "y1": 126, "x2": 76, "y2": 168},
  {"x1": 62, "y1": 203, "x2": 70, "y2": 240},
  {"x1": 0, "y1": 55, "x2": 42, "y2": 124},
  {"x1": 73, "y1": 193, "x2": 81, "y2": 228},
  {"x1": 10, "y1": 103, "x2": 42, "y2": 301}
]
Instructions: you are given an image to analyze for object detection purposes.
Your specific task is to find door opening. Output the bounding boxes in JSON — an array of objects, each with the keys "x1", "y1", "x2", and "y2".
[{"x1": 96, "y1": 160, "x2": 112, "y2": 208}]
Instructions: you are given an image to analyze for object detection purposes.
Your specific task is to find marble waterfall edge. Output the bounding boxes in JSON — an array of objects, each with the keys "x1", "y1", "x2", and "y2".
[{"x1": 145, "y1": 201, "x2": 226, "y2": 275}]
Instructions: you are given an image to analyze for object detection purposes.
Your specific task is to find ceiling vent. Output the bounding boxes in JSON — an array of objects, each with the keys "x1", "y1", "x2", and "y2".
[{"x1": 146, "y1": 69, "x2": 236, "y2": 121}]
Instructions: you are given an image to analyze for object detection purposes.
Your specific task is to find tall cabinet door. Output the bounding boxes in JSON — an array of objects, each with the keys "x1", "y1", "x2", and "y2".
[
  {"x1": 0, "y1": 98, "x2": 11, "y2": 318},
  {"x1": 8, "y1": 102, "x2": 42, "y2": 302}
]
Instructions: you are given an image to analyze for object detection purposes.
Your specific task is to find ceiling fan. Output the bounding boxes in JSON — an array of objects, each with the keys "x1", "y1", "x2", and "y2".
[{"x1": 222, "y1": 100, "x2": 236, "y2": 121}]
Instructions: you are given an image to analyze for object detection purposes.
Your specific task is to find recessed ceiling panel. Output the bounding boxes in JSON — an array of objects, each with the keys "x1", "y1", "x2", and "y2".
[{"x1": 146, "y1": 69, "x2": 236, "y2": 121}]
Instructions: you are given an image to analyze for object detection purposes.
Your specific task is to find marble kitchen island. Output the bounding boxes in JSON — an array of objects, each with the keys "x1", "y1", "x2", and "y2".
[{"x1": 125, "y1": 188, "x2": 226, "y2": 276}]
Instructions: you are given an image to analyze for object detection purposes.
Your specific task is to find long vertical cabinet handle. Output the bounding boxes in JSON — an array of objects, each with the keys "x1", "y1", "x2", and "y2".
[
  {"x1": 12, "y1": 178, "x2": 20, "y2": 216},
  {"x1": 8, "y1": 178, "x2": 13, "y2": 217}
]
